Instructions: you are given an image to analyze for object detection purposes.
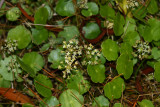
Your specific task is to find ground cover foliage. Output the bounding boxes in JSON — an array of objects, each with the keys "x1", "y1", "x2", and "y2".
[{"x1": 0, "y1": 0, "x2": 160, "y2": 106}]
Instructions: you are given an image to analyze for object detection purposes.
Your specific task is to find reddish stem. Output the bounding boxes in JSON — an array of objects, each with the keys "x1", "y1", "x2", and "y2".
[{"x1": 17, "y1": 3, "x2": 34, "y2": 22}]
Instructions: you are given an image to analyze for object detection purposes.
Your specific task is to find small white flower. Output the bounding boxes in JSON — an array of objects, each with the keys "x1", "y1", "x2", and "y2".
[
  {"x1": 8, "y1": 67, "x2": 11, "y2": 71},
  {"x1": 66, "y1": 52, "x2": 70, "y2": 56},
  {"x1": 69, "y1": 40, "x2": 73, "y2": 44},
  {"x1": 78, "y1": 50, "x2": 82, "y2": 55},
  {"x1": 63, "y1": 45, "x2": 67, "y2": 48},
  {"x1": 65, "y1": 59, "x2": 69, "y2": 63},
  {"x1": 67, "y1": 44, "x2": 71, "y2": 48},
  {"x1": 84, "y1": 45, "x2": 87, "y2": 49},
  {"x1": 88, "y1": 61, "x2": 92, "y2": 64},
  {"x1": 87, "y1": 51, "x2": 90, "y2": 55},
  {"x1": 73, "y1": 65, "x2": 77, "y2": 69},
  {"x1": 91, "y1": 51, "x2": 95, "y2": 55},
  {"x1": 88, "y1": 47, "x2": 92, "y2": 50},
  {"x1": 97, "y1": 53, "x2": 101, "y2": 57},
  {"x1": 63, "y1": 41, "x2": 66, "y2": 44},
  {"x1": 75, "y1": 61, "x2": 78, "y2": 65},
  {"x1": 66, "y1": 69, "x2": 70, "y2": 73},
  {"x1": 58, "y1": 65, "x2": 62, "y2": 69},
  {"x1": 73, "y1": 52, "x2": 77, "y2": 55}
]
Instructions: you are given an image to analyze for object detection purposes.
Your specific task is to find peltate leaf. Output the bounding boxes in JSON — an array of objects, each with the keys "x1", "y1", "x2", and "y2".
[
  {"x1": 101, "y1": 39, "x2": 119, "y2": 61},
  {"x1": 81, "y1": 2, "x2": 99, "y2": 17},
  {"x1": 7, "y1": 25, "x2": 31, "y2": 49},
  {"x1": 31, "y1": 28, "x2": 49, "y2": 45},
  {"x1": 82, "y1": 22, "x2": 101, "y2": 39},
  {"x1": 116, "y1": 54, "x2": 133, "y2": 79},
  {"x1": 104, "y1": 77, "x2": 125, "y2": 100},
  {"x1": 87, "y1": 64, "x2": 105, "y2": 83},
  {"x1": 55, "y1": 0, "x2": 75, "y2": 17},
  {"x1": 6, "y1": 7, "x2": 21, "y2": 21},
  {"x1": 22, "y1": 52, "x2": 44, "y2": 73}
]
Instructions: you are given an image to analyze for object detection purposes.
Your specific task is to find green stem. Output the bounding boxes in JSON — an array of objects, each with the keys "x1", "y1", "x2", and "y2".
[{"x1": 134, "y1": 59, "x2": 145, "y2": 80}]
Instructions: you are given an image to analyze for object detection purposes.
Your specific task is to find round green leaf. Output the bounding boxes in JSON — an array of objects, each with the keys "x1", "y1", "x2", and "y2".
[
  {"x1": 116, "y1": 54, "x2": 133, "y2": 79},
  {"x1": 6, "y1": 7, "x2": 21, "y2": 21},
  {"x1": 58, "y1": 26, "x2": 79, "y2": 41},
  {"x1": 82, "y1": 22, "x2": 101, "y2": 39},
  {"x1": 67, "y1": 72, "x2": 90, "y2": 94},
  {"x1": 104, "y1": 77, "x2": 125, "y2": 100},
  {"x1": 100, "y1": 4, "x2": 115, "y2": 19},
  {"x1": 92, "y1": 95, "x2": 110, "y2": 107},
  {"x1": 40, "y1": 96, "x2": 59, "y2": 107},
  {"x1": 113, "y1": 103, "x2": 123, "y2": 107},
  {"x1": 34, "y1": 74, "x2": 53, "y2": 97},
  {"x1": 81, "y1": 2, "x2": 99, "y2": 17},
  {"x1": 138, "y1": 99, "x2": 154, "y2": 107},
  {"x1": 101, "y1": 39, "x2": 119, "y2": 61},
  {"x1": 59, "y1": 89, "x2": 84, "y2": 107},
  {"x1": 7, "y1": 25, "x2": 31, "y2": 49},
  {"x1": 154, "y1": 61, "x2": 160, "y2": 82},
  {"x1": 34, "y1": 7, "x2": 48, "y2": 29},
  {"x1": 55, "y1": 0, "x2": 75, "y2": 17},
  {"x1": 22, "y1": 52, "x2": 44, "y2": 73},
  {"x1": 123, "y1": 31, "x2": 140, "y2": 46},
  {"x1": 31, "y1": 28, "x2": 49, "y2": 45},
  {"x1": 87, "y1": 64, "x2": 105, "y2": 83},
  {"x1": 48, "y1": 48, "x2": 65, "y2": 69}
]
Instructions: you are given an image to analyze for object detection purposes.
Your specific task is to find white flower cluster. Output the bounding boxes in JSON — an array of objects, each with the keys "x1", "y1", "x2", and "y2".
[
  {"x1": 104, "y1": 20, "x2": 114, "y2": 29},
  {"x1": 61, "y1": 38, "x2": 102, "y2": 78},
  {"x1": 132, "y1": 40, "x2": 151, "y2": 60},
  {"x1": 77, "y1": 0, "x2": 88, "y2": 9},
  {"x1": 61, "y1": 39, "x2": 83, "y2": 78},
  {"x1": 126, "y1": 0, "x2": 139, "y2": 9},
  {"x1": 81, "y1": 44, "x2": 101, "y2": 66},
  {"x1": 7, "y1": 57, "x2": 20, "y2": 73},
  {"x1": 1, "y1": 39, "x2": 18, "y2": 54}
]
